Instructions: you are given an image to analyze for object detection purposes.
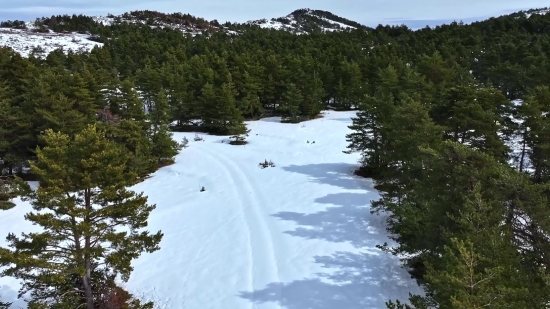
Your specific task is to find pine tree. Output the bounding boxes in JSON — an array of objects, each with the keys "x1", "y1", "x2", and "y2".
[
  {"x1": 199, "y1": 82, "x2": 218, "y2": 132},
  {"x1": 35, "y1": 93, "x2": 91, "y2": 137},
  {"x1": 65, "y1": 72, "x2": 99, "y2": 114},
  {"x1": 149, "y1": 89, "x2": 181, "y2": 164},
  {"x1": 236, "y1": 70, "x2": 264, "y2": 119},
  {"x1": 228, "y1": 122, "x2": 250, "y2": 145},
  {"x1": 217, "y1": 81, "x2": 241, "y2": 132},
  {"x1": 345, "y1": 94, "x2": 388, "y2": 177},
  {"x1": 279, "y1": 83, "x2": 302, "y2": 122},
  {"x1": 431, "y1": 86, "x2": 511, "y2": 162},
  {"x1": 299, "y1": 73, "x2": 325, "y2": 118},
  {"x1": 345, "y1": 65, "x2": 402, "y2": 177},
  {"x1": 518, "y1": 86, "x2": 550, "y2": 183},
  {"x1": 0, "y1": 125, "x2": 163, "y2": 309},
  {"x1": 378, "y1": 95, "x2": 443, "y2": 193},
  {"x1": 0, "y1": 176, "x2": 23, "y2": 211}
]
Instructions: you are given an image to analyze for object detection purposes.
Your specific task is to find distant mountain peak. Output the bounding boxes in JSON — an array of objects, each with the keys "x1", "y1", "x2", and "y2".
[{"x1": 247, "y1": 8, "x2": 370, "y2": 33}]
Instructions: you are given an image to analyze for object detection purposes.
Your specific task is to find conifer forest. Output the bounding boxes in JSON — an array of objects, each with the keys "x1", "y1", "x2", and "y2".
[{"x1": 1, "y1": 7, "x2": 550, "y2": 309}]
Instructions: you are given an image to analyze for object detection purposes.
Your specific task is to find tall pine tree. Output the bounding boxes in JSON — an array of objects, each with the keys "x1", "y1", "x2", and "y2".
[{"x1": 0, "y1": 125, "x2": 163, "y2": 309}]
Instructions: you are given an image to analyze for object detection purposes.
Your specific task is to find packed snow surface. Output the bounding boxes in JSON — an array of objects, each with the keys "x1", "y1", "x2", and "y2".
[{"x1": 0, "y1": 111, "x2": 422, "y2": 308}]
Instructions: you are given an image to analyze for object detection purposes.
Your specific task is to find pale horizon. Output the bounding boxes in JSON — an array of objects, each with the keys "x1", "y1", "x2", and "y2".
[{"x1": 0, "y1": 0, "x2": 548, "y2": 29}]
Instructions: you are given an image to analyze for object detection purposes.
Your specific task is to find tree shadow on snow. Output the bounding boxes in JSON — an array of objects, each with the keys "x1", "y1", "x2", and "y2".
[
  {"x1": 272, "y1": 193, "x2": 385, "y2": 248},
  {"x1": 239, "y1": 250, "x2": 417, "y2": 309},
  {"x1": 0, "y1": 284, "x2": 27, "y2": 308},
  {"x1": 282, "y1": 163, "x2": 369, "y2": 191},
  {"x1": 259, "y1": 117, "x2": 282, "y2": 122},
  {"x1": 240, "y1": 163, "x2": 419, "y2": 308},
  {"x1": 330, "y1": 117, "x2": 354, "y2": 122},
  {"x1": 277, "y1": 163, "x2": 385, "y2": 248}
]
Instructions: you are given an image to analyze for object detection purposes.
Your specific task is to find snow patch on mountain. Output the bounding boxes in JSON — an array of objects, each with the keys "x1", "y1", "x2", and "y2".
[
  {"x1": 0, "y1": 28, "x2": 102, "y2": 57},
  {"x1": 525, "y1": 8, "x2": 550, "y2": 18}
]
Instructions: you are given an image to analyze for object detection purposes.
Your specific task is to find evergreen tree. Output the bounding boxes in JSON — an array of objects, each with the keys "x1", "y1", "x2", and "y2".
[
  {"x1": 0, "y1": 125, "x2": 163, "y2": 309},
  {"x1": 431, "y1": 86, "x2": 511, "y2": 162},
  {"x1": 378, "y1": 95, "x2": 443, "y2": 194},
  {"x1": 0, "y1": 60, "x2": 35, "y2": 175},
  {"x1": 35, "y1": 93, "x2": 91, "y2": 137},
  {"x1": 149, "y1": 89, "x2": 181, "y2": 164},
  {"x1": 200, "y1": 81, "x2": 244, "y2": 134},
  {"x1": 345, "y1": 65, "x2": 402, "y2": 177},
  {"x1": 299, "y1": 73, "x2": 325, "y2": 118},
  {"x1": 518, "y1": 86, "x2": 550, "y2": 183},
  {"x1": 279, "y1": 83, "x2": 302, "y2": 122}
]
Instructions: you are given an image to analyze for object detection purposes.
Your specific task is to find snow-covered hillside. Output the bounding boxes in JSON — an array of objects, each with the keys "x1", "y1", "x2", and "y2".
[
  {"x1": 0, "y1": 27, "x2": 102, "y2": 57},
  {"x1": 523, "y1": 7, "x2": 550, "y2": 18},
  {"x1": 0, "y1": 11, "x2": 228, "y2": 57},
  {"x1": 247, "y1": 8, "x2": 367, "y2": 34},
  {"x1": 0, "y1": 111, "x2": 422, "y2": 309},
  {"x1": 0, "y1": 8, "x2": 371, "y2": 57}
]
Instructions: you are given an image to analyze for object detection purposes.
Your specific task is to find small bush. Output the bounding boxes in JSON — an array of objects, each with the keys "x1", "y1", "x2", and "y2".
[
  {"x1": 96, "y1": 283, "x2": 154, "y2": 309},
  {"x1": 258, "y1": 159, "x2": 275, "y2": 169},
  {"x1": 229, "y1": 128, "x2": 250, "y2": 145},
  {"x1": 229, "y1": 139, "x2": 248, "y2": 145},
  {"x1": 179, "y1": 136, "x2": 189, "y2": 148},
  {"x1": 194, "y1": 134, "x2": 203, "y2": 141}
]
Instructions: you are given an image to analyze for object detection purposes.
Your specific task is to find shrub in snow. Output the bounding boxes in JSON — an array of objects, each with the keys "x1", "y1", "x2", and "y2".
[
  {"x1": 194, "y1": 134, "x2": 203, "y2": 141},
  {"x1": 258, "y1": 159, "x2": 275, "y2": 169},
  {"x1": 179, "y1": 136, "x2": 189, "y2": 148},
  {"x1": 229, "y1": 125, "x2": 250, "y2": 145}
]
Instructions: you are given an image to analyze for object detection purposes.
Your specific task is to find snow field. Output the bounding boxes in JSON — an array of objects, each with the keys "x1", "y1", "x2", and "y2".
[{"x1": 0, "y1": 111, "x2": 422, "y2": 309}]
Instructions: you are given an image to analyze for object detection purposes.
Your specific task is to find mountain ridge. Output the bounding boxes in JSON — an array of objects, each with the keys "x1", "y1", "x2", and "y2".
[{"x1": 0, "y1": 7, "x2": 548, "y2": 57}]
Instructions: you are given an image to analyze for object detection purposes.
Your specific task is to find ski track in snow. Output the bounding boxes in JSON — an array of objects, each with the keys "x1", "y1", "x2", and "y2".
[
  {"x1": 0, "y1": 111, "x2": 423, "y2": 309},
  {"x1": 202, "y1": 145, "x2": 283, "y2": 304},
  {"x1": 196, "y1": 147, "x2": 256, "y2": 308}
]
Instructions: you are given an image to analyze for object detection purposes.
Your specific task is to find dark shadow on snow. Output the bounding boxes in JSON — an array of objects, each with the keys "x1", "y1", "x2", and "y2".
[
  {"x1": 259, "y1": 117, "x2": 282, "y2": 123},
  {"x1": 272, "y1": 193, "x2": 384, "y2": 248},
  {"x1": 239, "y1": 163, "x2": 417, "y2": 308},
  {"x1": 238, "y1": 251, "x2": 417, "y2": 309},
  {"x1": 330, "y1": 117, "x2": 354, "y2": 122},
  {"x1": 276, "y1": 163, "x2": 384, "y2": 248},
  {"x1": 281, "y1": 163, "x2": 368, "y2": 191}
]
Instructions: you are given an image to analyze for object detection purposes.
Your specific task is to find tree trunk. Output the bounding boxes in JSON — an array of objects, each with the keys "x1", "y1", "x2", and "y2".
[
  {"x1": 83, "y1": 187, "x2": 94, "y2": 309},
  {"x1": 82, "y1": 273, "x2": 95, "y2": 309},
  {"x1": 519, "y1": 129, "x2": 527, "y2": 173}
]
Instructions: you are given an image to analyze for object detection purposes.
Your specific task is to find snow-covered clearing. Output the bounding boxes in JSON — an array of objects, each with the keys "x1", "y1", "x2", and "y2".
[
  {"x1": 0, "y1": 111, "x2": 422, "y2": 308},
  {"x1": 0, "y1": 28, "x2": 102, "y2": 57}
]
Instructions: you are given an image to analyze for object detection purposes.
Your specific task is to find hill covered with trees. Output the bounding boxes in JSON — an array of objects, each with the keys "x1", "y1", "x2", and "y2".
[{"x1": 0, "y1": 5, "x2": 550, "y2": 308}]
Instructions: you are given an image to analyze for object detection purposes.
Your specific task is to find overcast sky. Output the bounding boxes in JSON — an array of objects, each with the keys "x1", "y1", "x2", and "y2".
[{"x1": 0, "y1": 0, "x2": 548, "y2": 28}]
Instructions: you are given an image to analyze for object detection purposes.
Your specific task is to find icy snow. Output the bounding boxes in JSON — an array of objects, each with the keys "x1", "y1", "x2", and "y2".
[{"x1": 0, "y1": 111, "x2": 422, "y2": 308}]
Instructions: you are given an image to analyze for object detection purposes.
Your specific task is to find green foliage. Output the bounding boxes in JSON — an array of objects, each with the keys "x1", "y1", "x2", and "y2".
[
  {"x1": 0, "y1": 297, "x2": 10, "y2": 309},
  {"x1": 1, "y1": 6, "x2": 550, "y2": 307},
  {"x1": 0, "y1": 125, "x2": 163, "y2": 308}
]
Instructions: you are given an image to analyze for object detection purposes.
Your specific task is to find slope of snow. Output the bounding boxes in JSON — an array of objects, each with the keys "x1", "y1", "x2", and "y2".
[
  {"x1": 247, "y1": 10, "x2": 358, "y2": 34},
  {"x1": 525, "y1": 8, "x2": 549, "y2": 18},
  {"x1": 0, "y1": 111, "x2": 422, "y2": 308},
  {"x1": 0, "y1": 28, "x2": 102, "y2": 57},
  {"x1": 318, "y1": 16, "x2": 356, "y2": 30}
]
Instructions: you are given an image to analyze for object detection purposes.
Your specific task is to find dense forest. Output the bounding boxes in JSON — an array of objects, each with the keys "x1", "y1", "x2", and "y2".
[{"x1": 1, "y1": 6, "x2": 550, "y2": 308}]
